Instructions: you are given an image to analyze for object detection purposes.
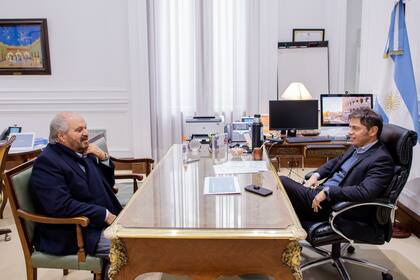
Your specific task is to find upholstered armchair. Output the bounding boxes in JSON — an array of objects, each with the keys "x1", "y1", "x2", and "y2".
[
  {"x1": 3, "y1": 159, "x2": 103, "y2": 280},
  {"x1": 301, "y1": 124, "x2": 417, "y2": 280}
]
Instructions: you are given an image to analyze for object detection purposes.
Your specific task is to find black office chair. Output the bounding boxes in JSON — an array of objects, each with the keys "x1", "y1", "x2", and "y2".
[{"x1": 300, "y1": 124, "x2": 417, "y2": 280}]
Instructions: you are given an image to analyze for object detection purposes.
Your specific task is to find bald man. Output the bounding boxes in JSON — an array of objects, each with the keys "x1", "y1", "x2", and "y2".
[{"x1": 30, "y1": 112, "x2": 122, "y2": 265}]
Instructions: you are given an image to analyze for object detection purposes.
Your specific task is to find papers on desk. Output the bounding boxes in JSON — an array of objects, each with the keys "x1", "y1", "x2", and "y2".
[
  {"x1": 213, "y1": 160, "x2": 268, "y2": 175},
  {"x1": 204, "y1": 176, "x2": 241, "y2": 195}
]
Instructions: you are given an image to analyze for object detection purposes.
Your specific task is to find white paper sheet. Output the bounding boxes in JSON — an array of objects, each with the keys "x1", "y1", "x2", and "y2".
[
  {"x1": 213, "y1": 161, "x2": 268, "y2": 175},
  {"x1": 204, "y1": 176, "x2": 241, "y2": 195}
]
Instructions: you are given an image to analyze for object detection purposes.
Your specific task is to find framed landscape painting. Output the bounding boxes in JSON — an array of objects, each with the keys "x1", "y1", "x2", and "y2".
[{"x1": 0, "y1": 19, "x2": 51, "y2": 75}]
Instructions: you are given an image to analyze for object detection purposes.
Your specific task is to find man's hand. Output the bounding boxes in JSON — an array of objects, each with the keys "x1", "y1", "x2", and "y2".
[
  {"x1": 304, "y1": 174, "x2": 319, "y2": 188},
  {"x1": 85, "y1": 143, "x2": 108, "y2": 161},
  {"x1": 311, "y1": 190, "x2": 326, "y2": 213},
  {"x1": 105, "y1": 212, "x2": 116, "y2": 225}
]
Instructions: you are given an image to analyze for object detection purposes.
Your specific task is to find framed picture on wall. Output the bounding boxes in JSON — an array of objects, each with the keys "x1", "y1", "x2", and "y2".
[
  {"x1": 0, "y1": 18, "x2": 51, "y2": 75},
  {"x1": 293, "y1": 29, "x2": 325, "y2": 42}
]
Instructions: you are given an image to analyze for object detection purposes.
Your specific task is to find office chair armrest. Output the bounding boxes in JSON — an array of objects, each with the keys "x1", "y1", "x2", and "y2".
[
  {"x1": 303, "y1": 171, "x2": 325, "y2": 184},
  {"x1": 331, "y1": 201, "x2": 356, "y2": 211},
  {"x1": 115, "y1": 173, "x2": 144, "y2": 193},
  {"x1": 17, "y1": 209, "x2": 90, "y2": 262},
  {"x1": 329, "y1": 201, "x2": 396, "y2": 243},
  {"x1": 304, "y1": 171, "x2": 315, "y2": 180},
  {"x1": 331, "y1": 200, "x2": 395, "y2": 214}
]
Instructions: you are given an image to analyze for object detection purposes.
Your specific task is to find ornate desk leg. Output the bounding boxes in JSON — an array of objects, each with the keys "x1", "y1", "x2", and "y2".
[
  {"x1": 282, "y1": 241, "x2": 303, "y2": 280},
  {"x1": 108, "y1": 238, "x2": 128, "y2": 280}
]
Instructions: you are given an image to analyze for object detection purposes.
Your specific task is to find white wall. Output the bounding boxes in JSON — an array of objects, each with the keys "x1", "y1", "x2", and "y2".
[
  {"x1": 0, "y1": 0, "x2": 151, "y2": 157},
  {"x1": 258, "y1": 0, "x2": 348, "y2": 114},
  {"x1": 278, "y1": 0, "x2": 347, "y2": 96},
  {"x1": 344, "y1": 0, "x2": 362, "y2": 93}
]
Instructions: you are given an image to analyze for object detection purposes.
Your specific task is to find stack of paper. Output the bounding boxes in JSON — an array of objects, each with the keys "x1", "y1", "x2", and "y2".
[{"x1": 213, "y1": 161, "x2": 268, "y2": 175}]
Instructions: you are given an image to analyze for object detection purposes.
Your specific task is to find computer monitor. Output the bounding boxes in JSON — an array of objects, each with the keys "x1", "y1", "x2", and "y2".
[
  {"x1": 320, "y1": 94, "x2": 373, "y2": 126},
  {"x1": 269, "y1": 100, "x2": 318, "y2": 130}
]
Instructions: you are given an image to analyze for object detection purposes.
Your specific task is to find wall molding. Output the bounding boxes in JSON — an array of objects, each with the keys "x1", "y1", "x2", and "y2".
[
  {"x1": 0, "y1": 96, "x2": 130, "y2": 113},
  {"x1": 0, "y1": 87, "x2": 128, "y2": 93},
  {"x1": 0, "y1": 97, "x2": 129, "y2": 105}
]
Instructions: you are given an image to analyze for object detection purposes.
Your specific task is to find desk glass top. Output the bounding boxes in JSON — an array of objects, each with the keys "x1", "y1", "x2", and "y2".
[{"x1": 112, "y1": 145, "x2": 305, "y2": 239}]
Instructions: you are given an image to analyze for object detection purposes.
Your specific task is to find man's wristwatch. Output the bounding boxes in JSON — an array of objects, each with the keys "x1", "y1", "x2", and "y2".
[
  {"x1": 323, "y1": 186, "x2": 330, "y2": 201},
  {"x1": 102, "y1": 152, "x2": 109, "y2": 161}
]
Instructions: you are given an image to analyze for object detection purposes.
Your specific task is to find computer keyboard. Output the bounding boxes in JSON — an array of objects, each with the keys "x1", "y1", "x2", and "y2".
[
  {"x1": 286, "y1": 136, "x2": 331, "y2": 143},
  {"x1": 266, "y1": 137, "x2": 284, "y2": 144}
]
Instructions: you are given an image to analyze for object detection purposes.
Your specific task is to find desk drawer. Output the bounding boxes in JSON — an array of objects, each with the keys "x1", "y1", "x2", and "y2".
[
  {"x1": 270, "y1": 146, "x2": 302, "y2": 156},
  {"x1": 305, "y1": 148, "x2": 346, "y2": 158}
]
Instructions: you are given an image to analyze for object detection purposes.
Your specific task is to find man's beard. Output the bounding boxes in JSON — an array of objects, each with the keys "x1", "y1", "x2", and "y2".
[{"x1": 78, "y1": 137, "x2": 89, "y2": 153}]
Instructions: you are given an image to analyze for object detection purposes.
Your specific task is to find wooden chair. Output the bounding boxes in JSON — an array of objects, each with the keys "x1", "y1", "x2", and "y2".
[
  {"x1": 3, "y1": 159, "x2": 103, "y2": 280},
  {"x1": 0, "y1": 135, "x2": 15, "y2": 241},
  {"x1": 2, "y1": 144, "x2": 42, "y2": 220},
  {"x1": 89, "y1": 133, "x2": 154, "y2": 206}
]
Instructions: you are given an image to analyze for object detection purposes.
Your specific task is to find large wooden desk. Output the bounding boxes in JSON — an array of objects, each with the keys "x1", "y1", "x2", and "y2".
[{"x1": 105, "y1": 145, "x2": 306, "y2": 280}]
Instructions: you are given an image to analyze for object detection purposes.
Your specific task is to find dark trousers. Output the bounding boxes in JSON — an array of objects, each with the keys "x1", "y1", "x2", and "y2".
[
  {"x1": 95, "y1": 232, "x2": 110, "y2": 280},
  {"x1": 280, "y1": 176, "x2": 332, "y2": 222}
]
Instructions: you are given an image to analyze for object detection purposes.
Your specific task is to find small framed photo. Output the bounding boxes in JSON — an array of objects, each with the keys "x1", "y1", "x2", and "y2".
[
  {"x1": 293, "y1": 29, "x2": 325, "y2": 42},
  {"x1": 0, "y1": 18, "x2": 51, "y2": 75}
]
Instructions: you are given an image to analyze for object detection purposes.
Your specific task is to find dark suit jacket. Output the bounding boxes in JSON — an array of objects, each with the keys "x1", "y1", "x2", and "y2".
[
  {"x1": 30, "y1": 143, "x2": 122, "y2": 256},
  {"x1": 317, "y1": 141, "x2": 395, "y2": 203}
]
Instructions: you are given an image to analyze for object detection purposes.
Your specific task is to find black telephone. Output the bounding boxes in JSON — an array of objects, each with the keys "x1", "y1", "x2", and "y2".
[
  {"x1": 245, "y1": 184, "x2": 273, "y2": 196},
  {"x1": 0, "y1": 126, "x2": 22, "y2": 140}
]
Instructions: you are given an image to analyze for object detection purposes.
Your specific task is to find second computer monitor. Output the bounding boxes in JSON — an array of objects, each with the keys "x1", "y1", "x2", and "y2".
[
  {"x1": 269, "y1": 100, "x2": 318, "y2": 131},
  {"x1": 320, "y1": 94, "x2": 373, "y2": 126}
]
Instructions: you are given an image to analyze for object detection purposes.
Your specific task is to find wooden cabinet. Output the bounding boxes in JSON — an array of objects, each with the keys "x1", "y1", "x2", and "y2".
[{"x1": 267, "y1": 142, "x2": 349, "y2": 170}]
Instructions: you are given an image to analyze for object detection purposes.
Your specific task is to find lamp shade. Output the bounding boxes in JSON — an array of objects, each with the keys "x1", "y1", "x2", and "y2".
[{"x1": 281, "y1": 82, "x2": 313, "y2": 100}]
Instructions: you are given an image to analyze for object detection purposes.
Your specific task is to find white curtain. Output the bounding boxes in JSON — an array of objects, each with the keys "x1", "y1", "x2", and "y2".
[{"x1": 148, "y1": 0, "x2": 261, "y2": 159}]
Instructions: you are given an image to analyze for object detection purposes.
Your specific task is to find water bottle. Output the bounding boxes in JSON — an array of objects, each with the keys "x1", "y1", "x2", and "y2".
[{"x1": 251, "y1": 114, "x2": 263, "y2": 150}]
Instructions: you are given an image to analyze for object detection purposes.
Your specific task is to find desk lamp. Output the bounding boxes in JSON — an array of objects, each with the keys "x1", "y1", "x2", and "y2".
[
  {"x1": 281, "y1": 82, "x2": 313, "y2": 137},
  {"x1": 281, "y1": 82, "x2": 312, "y2": 100}
]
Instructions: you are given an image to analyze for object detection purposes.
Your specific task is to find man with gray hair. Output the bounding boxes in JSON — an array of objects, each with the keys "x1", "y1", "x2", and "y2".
[{"x1": 30, "y1": 112, "x2": 122, "y2": 277}]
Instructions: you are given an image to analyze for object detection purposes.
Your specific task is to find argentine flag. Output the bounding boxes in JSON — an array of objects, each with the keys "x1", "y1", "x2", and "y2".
[{"x1": 375, "y1": 0, "x2": 420, "y2": 214}]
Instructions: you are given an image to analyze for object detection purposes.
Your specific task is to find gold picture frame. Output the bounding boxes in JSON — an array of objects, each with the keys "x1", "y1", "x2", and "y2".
[
  {"x1": 0, "y1": 18, "x2": 51, "y2": 75},
  {"x1": 293, "y1": 29, "x2": 325, "y2": 42}
]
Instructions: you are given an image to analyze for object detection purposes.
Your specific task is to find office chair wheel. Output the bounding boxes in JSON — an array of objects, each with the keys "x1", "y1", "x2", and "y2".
[
  {"x1": 347, "y1": 245, "x2": 355, "y2": 254},
  {"x1": 382, "y1": 272, "x2": 393, "y2": 280}
]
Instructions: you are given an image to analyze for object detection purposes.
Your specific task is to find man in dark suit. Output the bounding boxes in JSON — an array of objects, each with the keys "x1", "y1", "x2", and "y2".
[
  {"x1": 281, "y1": 108, "x2": 395, "y2": 222},
  {"x1": 30, "y1": 112, "x2": 122, "y2": 263}
]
